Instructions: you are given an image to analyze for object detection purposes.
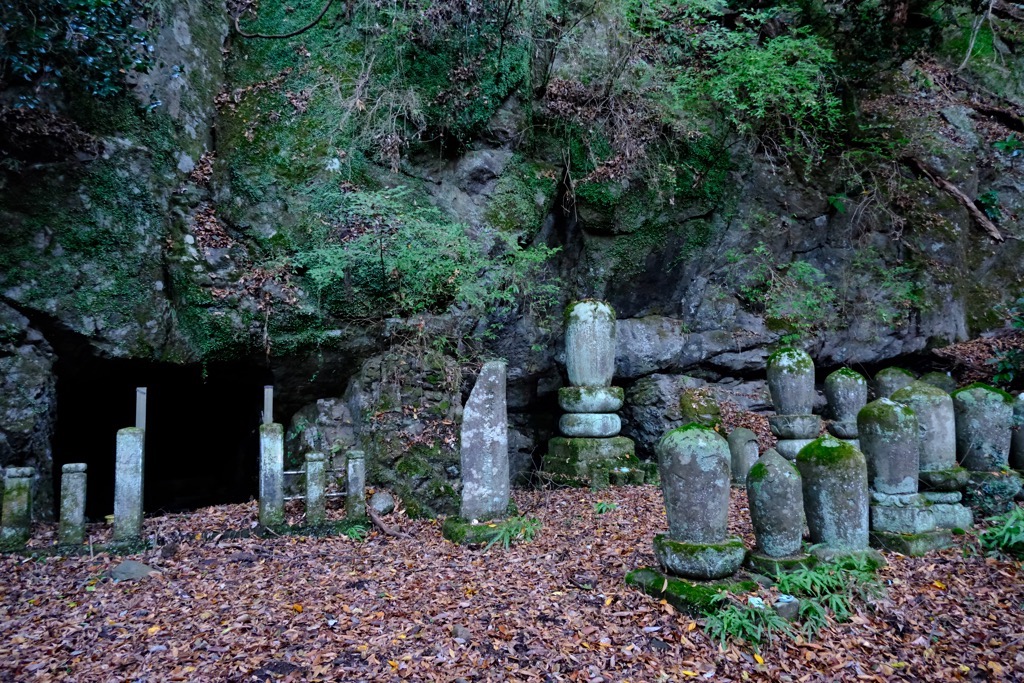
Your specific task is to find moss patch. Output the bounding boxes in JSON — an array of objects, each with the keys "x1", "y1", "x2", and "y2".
[
  {"x1": 796, "y1": 435, "x2": 861, "y2": 466},
  {"x1": 625, "y1": 567, "x2": 759, "y2": 616},
  {"x1": 951, "y1": 382, "x2": 1016, "y2": 405}
]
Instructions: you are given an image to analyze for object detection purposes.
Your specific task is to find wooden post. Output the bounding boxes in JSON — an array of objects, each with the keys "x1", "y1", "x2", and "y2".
[
  {"x1": 135, "y1": 387, "x2": 147, "y2": 431},
  {"x1": 263, "y1": 386, "x2": 273, "y2": 425}
]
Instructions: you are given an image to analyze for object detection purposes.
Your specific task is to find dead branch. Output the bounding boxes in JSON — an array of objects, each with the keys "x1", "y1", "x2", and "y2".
[
  {"x1": 368, "y1": 507, "x2": 412, "y2": 539},
  {"x1": 901, "y1": 156, "x2": 1004, "y2": 242},
  {"x1": 234, "y1": 0, "x2": 336, "y2": 39}
]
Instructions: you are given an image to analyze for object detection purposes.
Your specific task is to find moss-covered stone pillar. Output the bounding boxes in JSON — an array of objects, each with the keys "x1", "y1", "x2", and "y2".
[
  {"x1": 346, "y1": 450, "x2": 367, "y2": 520},
  {"x1": 59, "y1": 463, "x2": 87, "y2": 546},
  {"x1": 746, "y1": 449, "x2": 810, "y2": 574},
  {"x1": 767, "y1": 348, "x2": 821, "y2": 460},
  {"x1": 824, "y1": 368, "x2": 867, "y2": 443},
  {"x1": 872, "y1": 367, "x2": 916, "y2": 399},
  {"x1": 652, "y1": 424, "x2": 744, "y2": 580},
  {"x1": 1, "y1": 467, "x2": 34, "y2": 547},
  {"x1": 892, "y1": 382, "x2": 970, "y2": 529},
  {"x1": 858, "y1": 398, "x2": 949, "y2": 555},
  {"x1": 797, "y1": 436, "x2": 869, "y2": 553},
  {"x1": 113, "y1": 427, "x2": 145, "y2": 542},
  {"x1": 259, "y1": 423, "x2": 285, "y2": 527},
  {"x1": 305, "y1": 452, "x2": 326, "y2": 527},
  {"x1": 952, "y1": 383, "x2": 1021, "y2": 515},
  {"x1": 544, "y1": 300, "x2": 637, "y2": 487},
  {"x1": 727, "y1": 427, "x2": 758, "y2": 487}
]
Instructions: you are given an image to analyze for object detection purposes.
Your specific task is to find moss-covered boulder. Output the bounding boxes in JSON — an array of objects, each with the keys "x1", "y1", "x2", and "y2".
[
  {"x1": 797, "y1": 436, "x2": 869, "y2": 551},
  {"x1": 679, "y1": 389, "x2": 722, "y2": 429}
]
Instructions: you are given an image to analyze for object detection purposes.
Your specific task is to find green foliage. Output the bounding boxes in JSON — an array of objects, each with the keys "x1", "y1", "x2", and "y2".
[
  {"x1": 774, "y1": 556, "x2": 882, "y2": 639},
  {"x1": 0, "y1": 0, "x2": 152, "y2": 106},
  {"x1": 987, "y1": 296, "x2": 1024, "y2": 386},
  {"x1": 734, "y1": 244, "x2": 838, "y2": 338},
  {"x1": 341, "y1": 522, "x2": 370, "y2": 542},
  {"x1": 977, "y1": 191, "x2": 1002, "y2": 221},
  {"x1": 297, "y1": 187, "x2": 479, "y2": 318},
  {"x1": 484, "y1": 516, "x2": 542, "y2": 550},
  {"x1": 980, "y1": 506, "x2": 1024, "y2": 558},
  {"x1": 702, "y1": 594, "x2": 793, "y2": 652},
  {"x1": 593, "y1": 501, "x2": 618, "y2": 514}
]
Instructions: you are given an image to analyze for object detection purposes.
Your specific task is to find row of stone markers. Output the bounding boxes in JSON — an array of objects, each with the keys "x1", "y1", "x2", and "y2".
[
  {"x1": 629, "y1": 348, "x2": 1024, "y2": 610},
  {"x1": 259, "y1": 386, "x2": 367, "y2": 527}
]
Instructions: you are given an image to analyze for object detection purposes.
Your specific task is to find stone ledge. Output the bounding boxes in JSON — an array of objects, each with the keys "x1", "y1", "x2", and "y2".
[
  {"x1": 745, "y1": 551, "x2": 816, "y2": 578},
  {"x1": 653, "y1": 534, "x2": 746, "y2": 580},
  {"x1": 870, "y1": 529, "x2": 952, "y2": 556}
]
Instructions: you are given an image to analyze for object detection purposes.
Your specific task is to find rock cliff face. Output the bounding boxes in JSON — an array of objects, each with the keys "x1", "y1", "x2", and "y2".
[{"x1": 1, "y1": 0, "x2": 1022, "y2": 516}]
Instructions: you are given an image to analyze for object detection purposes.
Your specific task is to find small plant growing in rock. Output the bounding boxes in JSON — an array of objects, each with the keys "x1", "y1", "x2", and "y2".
[
  {"x1": 980, "y1": 506, "x2": 1024, "y2": 558},
  {"x1": 593, "y1": 501, "x2": 618, "y2": 514}
]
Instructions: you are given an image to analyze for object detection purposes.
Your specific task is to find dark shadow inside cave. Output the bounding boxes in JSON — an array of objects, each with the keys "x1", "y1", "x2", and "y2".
[{"x1": 53, "y1": 359, "x2": 273, "y2": 519}]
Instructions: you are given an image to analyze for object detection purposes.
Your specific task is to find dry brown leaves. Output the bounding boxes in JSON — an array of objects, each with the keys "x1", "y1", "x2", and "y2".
[
  {"x1": 933, "y1": 330, "x2": 1024, "y2": 385},
  {"x1": 2, "y1": 489, "x2": 1022, "y2": 682}
]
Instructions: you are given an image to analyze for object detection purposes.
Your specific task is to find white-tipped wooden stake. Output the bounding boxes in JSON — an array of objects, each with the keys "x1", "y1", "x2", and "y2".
[
  {"x1": 263, "y1": 386, "x2": 273, "y2": 425},
  {"x1": 135, "y1": 387, "x2": 147, "y2": 431}
]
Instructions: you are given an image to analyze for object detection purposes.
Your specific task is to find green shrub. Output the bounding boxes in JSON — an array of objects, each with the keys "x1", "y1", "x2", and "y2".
[
  {"x1": 703, "y1": 594, "x2": 793, "y2": 652},
  {"x1": 0, "y1": 0, "x2": 152, "y2": 105},
  {"x1": 980, "y1": 506, "x2": 1024, "y2": 558}
]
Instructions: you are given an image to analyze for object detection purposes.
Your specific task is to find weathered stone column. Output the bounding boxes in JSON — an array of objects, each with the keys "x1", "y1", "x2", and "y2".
[
  {"x1": 873, "y1": 367, "x2": 916, "y2": 399},
  {"x1": 858, "y1": 398, "x2": 920, "y2": 495},
  {"x1": 892, "y1": 382, "x2": 971, "y2": 529},
  {"x1": 59, "y1": 463, "x2": 87, "y2": 546},
  {"x1": 460, "y1": 361, "x2": 509, "y2": 521},
  {"x1": 825, "y1": 368, "x2": 867, "y2": 444},
  {"x1": 305, "y1": 452, "x2": 326, "y2": 527},
  {"x1": 767, "y1": 348, "x2": 821, "y2": 460},
  {"x1": 113, "y1": 427, "x2": 145, "y2": 542},
  {"x1": 727, "y1": 427, "x2": 759, "y2": 486},
  {"x1": 797, "y1": 436, "x2": 869, "y2": 553},
  {"x1": 1, "y1": 467, "x2": 34, "y2": 546},
  {"x1": 565, "y1": 300, "x2": 616, "y2": 387},
  {"x1": 346, "y1": 450, "x2": 367, "y2": 520},
  {"x1": 259, "y1": 423, "x2": 285, "y2": 527},
  {"x1": 545, "y1": 300, "x2": 636, "y2": 487},
  {"x1": 652, "y1": 424, "x2": 744, "y2": 580},
  {"x1": 919, "y1": 372, "x2": 956, "y2": 394},
  {"x1": 746, "y1": 449, "x2": 809, "y2": 574},
  {"x1": 859, "y1": 398, "x2": 948, "y2": 555},
  {"x1": 953, "y1": 383, "x2": 1021, "y2": 515}
]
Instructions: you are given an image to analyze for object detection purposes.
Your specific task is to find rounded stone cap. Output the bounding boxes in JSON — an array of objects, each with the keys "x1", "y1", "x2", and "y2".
[
  {"x1": 727, "y1": 427, "x2": 758, "y2": 446},
  {"x1": 566, "y1": 299, "x2": 616, "y2": 324},
  {"x1": 767, "y1": 347, "x2": 814, "y2": 375},
  {"x1": 857, "y1": 398, "x2": 916, "y2": 433},
  {"x1": 951, "y1": 382, "x2": 1016, "y2": 405},
  {"x1": 796, "y1": 435, "x2": 862, "y2": 466},
  {"x1": 826, "y1": 367, "x2": 867, "y2": 387},
  {"x1": 919, "y1": 372, "x2": 957, "y2": 393},
  {"x1": 5, "y1": 467, "x2": 34, "y2": 478},
  {"x1": 656, "y1": 423, "x2": 728, "y2": 457},
  {"x1": 62, "y1": 463, "x2": 87, "y2": 473},
  {"x1": 305, "y1": 452, "x2": 327, "y2": 462},
  {"x1": 347, "y1": 450, "x2": 366, "y2": 460},
  {"x1": 891, "y1": 381, "x2": 950, "y2": 405}
]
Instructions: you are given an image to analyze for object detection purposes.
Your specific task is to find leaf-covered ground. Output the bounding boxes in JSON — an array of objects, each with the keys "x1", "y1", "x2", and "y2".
[{"x1": 1, "y1": 487, "x2": 1021, "y2": 682}]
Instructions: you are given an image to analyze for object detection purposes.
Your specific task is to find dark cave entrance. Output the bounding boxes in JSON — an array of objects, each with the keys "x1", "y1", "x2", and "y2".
[{"x1": 53, "y1": 359, "x2": 273, "y2": 519}]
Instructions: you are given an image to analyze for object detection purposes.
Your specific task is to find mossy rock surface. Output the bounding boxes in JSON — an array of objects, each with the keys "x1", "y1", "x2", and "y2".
[
  {"x1": 951, "y1": 382, "x2": 1016, "y2": 405},
  {"x1": 869, "y1": 529, "x2": 953, "y2": 556},
  {"x1": 653, "y1": 534, "x2": 746, "y2": 580},
  {"x1": 796, "y1": 434, "x2": 862, "y2": 466},
  {"x1": 625, "y1": 567, "x2": 759, "y2": 616},
  {"x1": 744, "y1": 551, "x2": 817, "y2": 577}
]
